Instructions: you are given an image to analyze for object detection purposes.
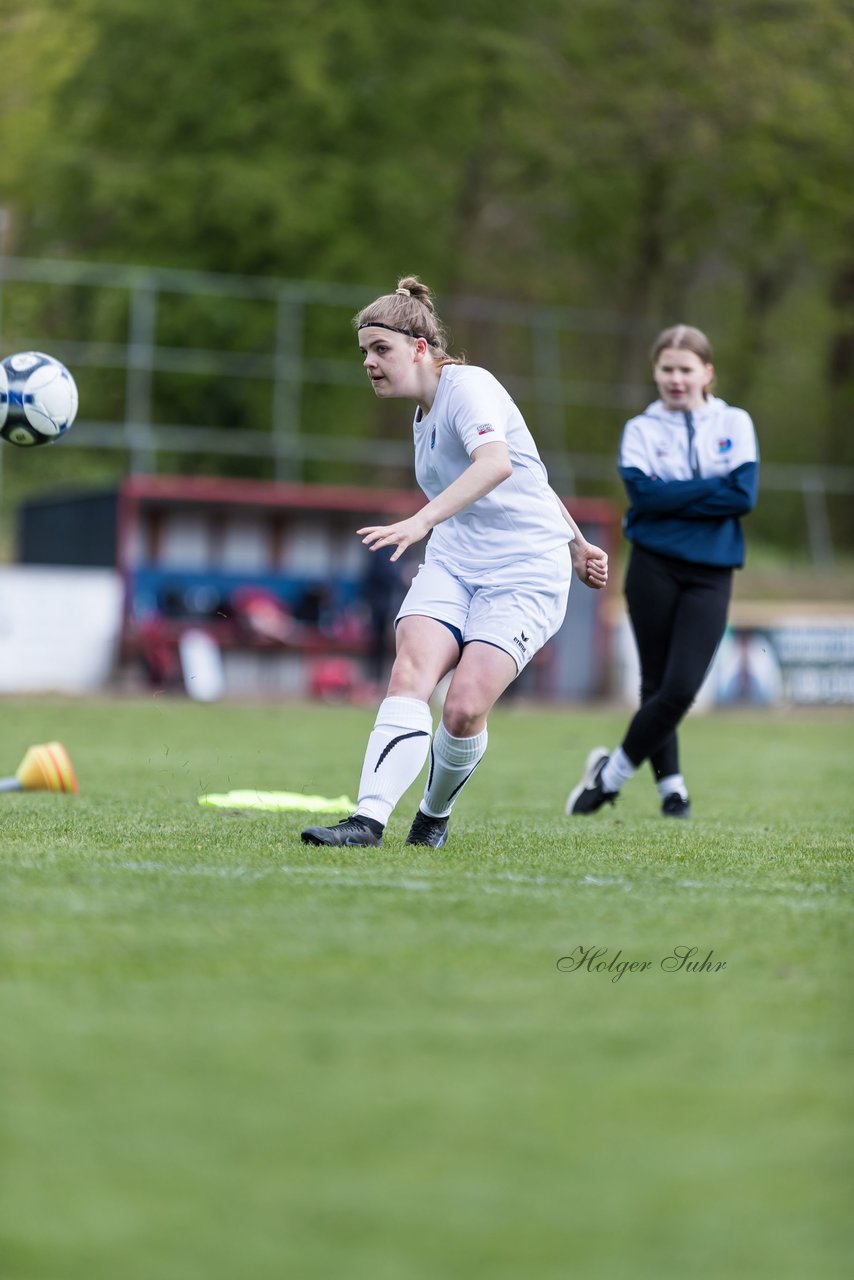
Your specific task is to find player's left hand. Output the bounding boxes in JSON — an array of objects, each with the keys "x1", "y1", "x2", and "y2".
[
  {"x1": 358, "y1": 514, "x2": 431, "y2": 562},
  {"x1": 571, "y1": 539, "x2": 608, "y2": 589}
]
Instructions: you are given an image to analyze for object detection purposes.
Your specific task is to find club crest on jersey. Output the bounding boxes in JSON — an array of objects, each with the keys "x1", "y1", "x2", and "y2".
[
  {"x1": 475, "y1": 423, "x2": 495, "y2": 436},
  {"x1": 716, "y1": 437, "x2": 733, "y2": 453},
  {"x1": 430, "y1": 426, "x2": 436, "y2": 449}
]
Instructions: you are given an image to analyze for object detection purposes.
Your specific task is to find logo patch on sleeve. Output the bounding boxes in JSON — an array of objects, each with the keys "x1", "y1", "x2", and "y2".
[{"x1": 475, "y1": 423, "x2": 495, "y2": 436}]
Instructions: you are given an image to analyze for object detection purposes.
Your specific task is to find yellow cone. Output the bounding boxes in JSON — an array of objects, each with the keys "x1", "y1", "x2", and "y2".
[{"x1": 15, "y1": 742, "x2": 79, "y2": 793}]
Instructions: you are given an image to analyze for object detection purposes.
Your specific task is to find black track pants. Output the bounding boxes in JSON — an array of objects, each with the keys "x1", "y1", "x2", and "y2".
[{"x1": 622, "y1": 545, "x2": 733, "y2": 779}]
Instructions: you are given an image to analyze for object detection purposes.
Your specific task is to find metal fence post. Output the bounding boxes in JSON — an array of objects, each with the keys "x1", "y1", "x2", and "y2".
[
  {"x1": 532, "y1": 308, "x2": 565, "y2": 452},
  {"x1": 802, "y1": 471, "x2": 835, "y2": 567},
  {"x1": 125, "y1": 280, "x2": 158, "y2": 473},
  {"x1": 273, "y1": 289, "x2": 304, "y2": 482}
]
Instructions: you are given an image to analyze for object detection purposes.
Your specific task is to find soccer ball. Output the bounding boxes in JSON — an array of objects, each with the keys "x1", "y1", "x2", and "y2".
[{"x1": 0, "y1": 351, "x2": 78, "y2": 447}]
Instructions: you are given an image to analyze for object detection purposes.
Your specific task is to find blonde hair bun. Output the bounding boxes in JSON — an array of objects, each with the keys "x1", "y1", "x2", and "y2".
[
  {"x1": 396, "y1": 276, "x2": 435, "y2": 313},
  {"x1": 353, "y1": 275, "x2": 465, "y2": 366}
]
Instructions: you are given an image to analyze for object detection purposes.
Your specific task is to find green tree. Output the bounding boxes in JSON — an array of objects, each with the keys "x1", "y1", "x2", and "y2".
[{"x1": 4, "y1": 0, "x2": 854, "y2": 545}]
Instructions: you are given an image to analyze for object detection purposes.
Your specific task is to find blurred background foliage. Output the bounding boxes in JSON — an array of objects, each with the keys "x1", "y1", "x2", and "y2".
[{"x1": 1, "y1": 0, "x2": 853, "y2": 553}]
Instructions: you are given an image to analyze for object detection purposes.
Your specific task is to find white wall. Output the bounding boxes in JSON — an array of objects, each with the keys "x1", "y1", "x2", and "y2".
[
  {"x1": 0, "y1": 567, "x2": 122, "y2": 692},
  {"x1": 611, "y1": 607, "x2": 854, "y2": 707}
]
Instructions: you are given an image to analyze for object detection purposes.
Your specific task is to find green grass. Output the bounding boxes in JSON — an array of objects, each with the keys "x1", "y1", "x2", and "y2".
[{"x1": 1, "y1": 697, "x2": 852, "y2": 1280}]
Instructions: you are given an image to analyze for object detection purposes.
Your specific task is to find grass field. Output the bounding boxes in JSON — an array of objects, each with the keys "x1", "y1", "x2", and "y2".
[{"x1": 1, "y1": 695, "x2": 852, "y2": 1280}]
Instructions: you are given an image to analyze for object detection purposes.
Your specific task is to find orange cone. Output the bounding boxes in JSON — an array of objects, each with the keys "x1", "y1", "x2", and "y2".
[{"x1": 0, "y1": 742, "x2": 79, "y2": 793}]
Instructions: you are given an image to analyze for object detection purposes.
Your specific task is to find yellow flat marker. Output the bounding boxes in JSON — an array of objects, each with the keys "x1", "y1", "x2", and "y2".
[{"x1": 199, "y1": 790, "x2": 356, "y2": 813}]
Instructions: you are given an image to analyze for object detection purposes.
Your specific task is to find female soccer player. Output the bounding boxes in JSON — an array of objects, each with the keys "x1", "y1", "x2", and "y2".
[
  {"x1": 302, "y1": 276, "x2": 608, "y2": 847},
  {"x1": 566, "y1": 324, "x2": 759, "y2": 819}
]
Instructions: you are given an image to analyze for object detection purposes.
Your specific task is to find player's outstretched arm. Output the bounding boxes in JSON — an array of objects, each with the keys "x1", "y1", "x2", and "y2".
[{"x1": 359, "y1": 441, "x2": 512, "y2": 562}]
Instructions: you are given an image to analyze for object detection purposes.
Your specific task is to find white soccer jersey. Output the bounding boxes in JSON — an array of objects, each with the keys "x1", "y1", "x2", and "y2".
[{"x1": 412, "y1": 364, "x2": 570, "y2": 576}]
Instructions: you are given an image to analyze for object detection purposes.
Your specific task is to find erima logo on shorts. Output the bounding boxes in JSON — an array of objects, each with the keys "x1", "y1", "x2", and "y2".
[
  {"x1": 512, "y1": 631, "x2": 529, "y2": 654},
  {"x1": 476, "y1": 423, "x2": 495, "y2": 435}
]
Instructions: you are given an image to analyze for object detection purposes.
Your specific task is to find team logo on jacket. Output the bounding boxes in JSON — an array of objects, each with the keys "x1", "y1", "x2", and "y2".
[
  {"x1": 716, "y1": 437, "x2": 733, "y2": 453},
  {"x1": 476, "y1": 423, "x2": 495, "y2": 436},
  {"x1": 430, "y1": 426, "x2": 436, "y2": 449}
]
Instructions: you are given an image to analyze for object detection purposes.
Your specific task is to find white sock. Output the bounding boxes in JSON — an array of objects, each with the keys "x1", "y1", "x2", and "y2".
[
  {"x1": 356, "y1": 697, "x2": 433, "y2": 826},
  {"x1": 658, "y1": 774, "x2": 688, "y2": 800},
  {"x1": 601, "y1": 746, "x2": 636, "y2": 794},
  {"x1": 421, "y1": 722, "x2": 488, "y2": 819}
]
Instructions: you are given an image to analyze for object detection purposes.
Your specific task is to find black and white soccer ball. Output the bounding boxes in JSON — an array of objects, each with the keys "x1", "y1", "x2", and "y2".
[{"x1": 0, "y1": 351, "x2": 79, "y2": 447}]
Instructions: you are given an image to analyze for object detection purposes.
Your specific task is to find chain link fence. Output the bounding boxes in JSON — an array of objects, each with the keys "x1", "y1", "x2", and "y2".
[{"x1": 1, "y1": 255, "x2": 851, "y2": 564}]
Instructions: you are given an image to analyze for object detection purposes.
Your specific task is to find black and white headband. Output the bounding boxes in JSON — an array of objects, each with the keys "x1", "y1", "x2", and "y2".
[{"x1": 357, "y1": 321, "x2": 439, "y2": 347}]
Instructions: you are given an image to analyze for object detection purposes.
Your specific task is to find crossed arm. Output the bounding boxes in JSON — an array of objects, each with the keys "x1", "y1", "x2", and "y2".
[{"x1": 620, "y1": 462, "x2": 759, "y2": 519}]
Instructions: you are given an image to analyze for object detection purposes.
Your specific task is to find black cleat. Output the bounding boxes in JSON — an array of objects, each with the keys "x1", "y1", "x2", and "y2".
[
  {"x1": 405, "y1": 809, "x2": 449, "y2": 847},
  {"x1": 301, "y1": 814, "x2": 383, "y2": 847},
  {"x1": 661, "y1": 792, "x2": 691, "y2": 819},
  {"x1": 565, "y1": 747, "x2": 618, "y2": 815}
]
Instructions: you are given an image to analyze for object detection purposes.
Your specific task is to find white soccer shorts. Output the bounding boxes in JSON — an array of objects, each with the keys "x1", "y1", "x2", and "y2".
[{"x1": 395, "y1": 543, "x2": 571, "y2": 673}]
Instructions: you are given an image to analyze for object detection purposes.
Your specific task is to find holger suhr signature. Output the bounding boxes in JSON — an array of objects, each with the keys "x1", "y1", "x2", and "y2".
[{"x1": 557, "y1": 945, "x2": 727, "y2": 983}]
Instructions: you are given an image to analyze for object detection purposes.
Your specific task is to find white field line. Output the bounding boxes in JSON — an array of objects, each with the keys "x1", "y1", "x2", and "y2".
[
  {"x1": 118, "y1": 859, "x2": 551, "y2": 895},
  {"x1": 106, "y1": 859, "x2": 849, "y2": 906}
]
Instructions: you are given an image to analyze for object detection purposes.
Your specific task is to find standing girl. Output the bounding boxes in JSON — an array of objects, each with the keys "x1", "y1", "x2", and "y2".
[
  {"x1": 302, "y1": 276, "x2": 608, "y2": 847},
  {"x1": 566, "y1": 324, "x2": 759, "y2": 819}
]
